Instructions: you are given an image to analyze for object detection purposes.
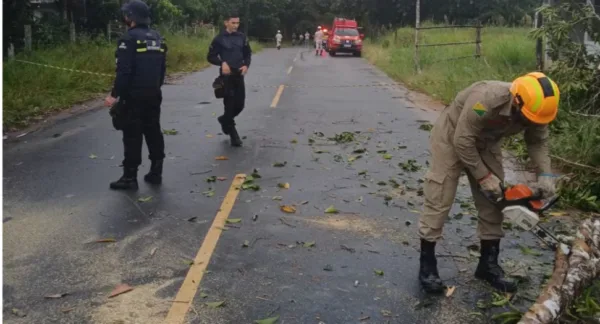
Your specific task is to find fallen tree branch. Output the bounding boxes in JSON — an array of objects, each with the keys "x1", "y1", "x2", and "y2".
[
  {"x1": 549, "y1": 155, "x2": 600, "y2": 174},
  {"x1": 518, "y1": 218, "x2": 600, "y2": 324}
]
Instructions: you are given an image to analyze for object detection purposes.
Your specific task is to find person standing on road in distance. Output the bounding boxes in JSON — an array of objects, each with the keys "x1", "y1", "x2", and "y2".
[
  {"x1": 104, "y1": 0, "x2": 167, "y2": 190},
  {"x1": 291, "y1": 32, "x2": 297, "y2": 46},
  {"x1": 207, "y1": 12, "x2": 252, "y2": 147},
  {"x1": 304, "y1": 31, "x2": 310, "y2": 47},
  {"x1": 275, "y1": 30, "x2": 283, "y2": 50},
  {"x1": 314, "y1": 26, "x2": 324, "y2": 55},
  {"x1": 418, "y1": 72, "x2": 560, "y2": 294},
  {"x1": 299, "y1": 33, "x2": 304, "y2": 47}
]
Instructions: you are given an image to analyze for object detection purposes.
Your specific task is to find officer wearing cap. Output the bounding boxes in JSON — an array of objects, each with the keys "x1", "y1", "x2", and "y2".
[
  {"x1": 104, "y1": 0, "x2": 168, "y2": 190},
  {"x1": 207, "y1": 11, "x2": 252, "y2": 147},
  {"x1": 417, "y1": 72, "x2": 560, "y2": 294}
]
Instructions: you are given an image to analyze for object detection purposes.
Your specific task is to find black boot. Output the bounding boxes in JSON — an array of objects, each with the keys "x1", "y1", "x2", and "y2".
[
  {"x1": 144, "y1": 160, "x2": 163, "y2": 185},
  {"x1": 217, "y1": 116, "x2": 230, "y2": 135},
  {"x1": 110, "y1": 167, "x2": 139, "y2": 190},
  {"x1": 229, "y1": 125, "x2": 243, "y2": 147},
  {"x1": 475, "y1": 240, "x2": 518, "y2": 292},
  {"x1": 419, "y1": 239, "x2": 444, "y2": 293}
]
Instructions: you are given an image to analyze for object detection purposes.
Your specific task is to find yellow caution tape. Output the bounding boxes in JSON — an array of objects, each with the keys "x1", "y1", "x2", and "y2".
[{"x1": 13, "y1": 59, "x2": 114, "y2": 78}]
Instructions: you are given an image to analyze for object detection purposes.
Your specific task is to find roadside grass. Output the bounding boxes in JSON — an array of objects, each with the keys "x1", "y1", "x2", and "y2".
[
  {"x1": 2, "y1": 33, "x2": 262, "y2": 130},
  {"x1": 364, "y1": 25, "x2": 600, "y2": 212}
]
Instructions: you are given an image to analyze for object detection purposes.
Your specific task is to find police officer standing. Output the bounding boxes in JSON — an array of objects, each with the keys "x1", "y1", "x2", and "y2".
[
  {"x1": 208, "y1": 12, "x2": 252, "y2": 147},
  {"x1": 104, "y1": 0, "x2": 167, "y2": 190}
]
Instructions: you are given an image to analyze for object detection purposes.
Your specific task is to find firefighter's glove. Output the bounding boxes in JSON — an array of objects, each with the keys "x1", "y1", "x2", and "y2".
[
  {"x1": 478, "y1": 172, "x2": 503, "y2": 201},
  {"x1": 535, "y1": 173, "x2": 557, "y2": 199}
]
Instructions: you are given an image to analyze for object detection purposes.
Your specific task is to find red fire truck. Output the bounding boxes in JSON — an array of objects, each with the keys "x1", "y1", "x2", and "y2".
[{"x1": 326, "y1": 17, "x2": 365, "y2": 57}]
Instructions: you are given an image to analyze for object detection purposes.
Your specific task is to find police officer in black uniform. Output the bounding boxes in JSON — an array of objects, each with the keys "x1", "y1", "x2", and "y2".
[
  {"x1": 207, "y1": 12, "x2": 252, "y2": 147},
  {"x1": 104, "y1": 0, "x2": 167, "y2": 190}
]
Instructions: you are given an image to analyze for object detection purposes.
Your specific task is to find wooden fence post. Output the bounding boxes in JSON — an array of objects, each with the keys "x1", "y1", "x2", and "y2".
[
  {"x1": 414, "y1": 0, "x2": 421, "y2": 73},
  {"x1": 24, "y1": 25, "x2": 32, "y2": 52},
  {"x1": 70, "y1": 22, "x2": 76, "y2": 42},
  {"x1": 8, "y1": 43, "x2": 15, "y2": 60},
  {"x1": 475, "y1": 22, "x2": 482, "y2": 58}
]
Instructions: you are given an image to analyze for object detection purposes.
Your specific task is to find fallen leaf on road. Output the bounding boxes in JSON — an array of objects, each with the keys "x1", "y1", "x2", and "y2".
[
  {"x1": 241, "y1": 182, "x2": 260, "y2": 191},
  {"x1": 290, "y1": 139, "x2": 298, "y2": 144},
  {"x1": 356, "y1": 196, "x2": 364, "y2": 203},
  {"x1": 226, "y1": 218, "x2": 242, "y2": 224},
  {"x1": 381, "y1": 309, "x2": 392, "y2": 317},
  {"x1": 382, "y1": 153, "x2": 393, "y2": 160},
  {"x1": 377, "y1": 181, "x2": 387, "y2": 186},
  {"x1": 303, "y1": 241, "x2": 316, "y2": 248},
  {"x1": 300, "y1": 200, "x2": 309, "y2": 205},
  {"x1": 340, "y1": 244, "x2": 356, "y2": 253},
  {"x1": 242, "y1": 240, "x2": 250, "y2": 248},
  {"x1": 205, "y1": 134, "x2": 214, "y2": 138},
  {"x1": 323, "y1": 264, "x2": 333, "y2": 271},
  {"x1": 281, "y1": 205, "x2": 296, "y2": 213},
  {"x1": 254, "y1": 315, "x2": 280, "y2": 324},
  {"x1": 418, "y1": 123, "x2": 433, "y2": 131},
  {"x1": 203, "y1": 189, "x2": 215, "y2": 197},
  {"x1": 163, "y1": 129, "x2": 178, "y2": 135},
  {"x1": 272, "y1": 196, "x2": 283, "y2": 201},
  {"x1": 405, "y1": 220, "x2": 412, "y2": 226},
  {"x1": 519, "y1": 244, "x2": 542, "y2": 256},
  {"x1": 410, "y1": 209, "x2": 421, "y2": 214},
  {"x1": 150, "y1": 247, "x2": 158, "y2": 256},
  {"x1": 11, "y1": 308, "x2": 26, "y2": 317},
  {"x1": 446, "y1": 286, "x2": 456, "y2": 297},
  {"x1": 217, "y1": 177, "x2": 227, "y2": 181},
  {"x1": 45, "y1": 293, "x2": 69, "y2": 299},
  {"x1": 549, "y1": 211, "x2": 565, "y2": 217},
  {"x1": 253, "y1": 214, "x2": 258, "y2": 221},
  {"x1": 183, "y1": 259, "x2": 194, "y2": 266},
  {"x1": 206, "y1": 301, "x2": 225, "y2": 308},
  {"x1": 188, "y1": 217, "x2": 198, "y2": 222},
  {"x1": 137, "y1": 196, "x2": 153, "y2": 203},
  {"x1": 358, "y1": 170, "x2": 367, "y2": 176},
  {"x1": 324, "y1": 205, "x2": 338, "y2": 214},
  {"x1": 273, "y1": 161, "x2": 287, "y2": 167},
  {"x1": 359, "y1": 316, "x2": 370, "y2": 321},
  {"x1": 353, "y1": 148, "x2": 367, "y2": 154},
  {"x1": 200, "y1": 292, "x2": 209, "y2": 298},
  {"x1": 109, "y1": 284, "x2": 133, "y2": 298},
  {"x1": 89, "y1": 154, "x2": 98, "y2": 159},
  {"x1": 348, "y1": 155, "x2": 362, "y2": 162},
  {"x1": 278, "y1": 183, "x2": 290, "y2": 189},
  {"x1": 206, "y1": 176, "x2": 217, "y2": 183},
  {"x1": 61, "y1": 307, "x2": 75, "y2": 313},
  {"x1": 374, "y1": 269, "x2": 384, "y2": 276},
  {"x1": 215, "y1": 156, "x2": 229, "y2": 160},
  {"x1": 95, "y1": 238, "x2": 116, "y2": 243}
]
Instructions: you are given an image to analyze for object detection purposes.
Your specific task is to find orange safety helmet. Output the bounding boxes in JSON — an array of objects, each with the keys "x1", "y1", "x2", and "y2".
[{"x1": 509, "y1": 72, "x2": 560, "y2": 124}]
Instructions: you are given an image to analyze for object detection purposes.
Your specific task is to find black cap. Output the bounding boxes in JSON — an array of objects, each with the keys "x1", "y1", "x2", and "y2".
[{"x1": 121, "y1": 0, "x2": 151, "y2": 25}]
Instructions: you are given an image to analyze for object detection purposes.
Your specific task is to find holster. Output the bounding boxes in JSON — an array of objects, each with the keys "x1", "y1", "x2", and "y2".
[
  {"x1": 213, "y1": 75, "x2": 226, "y2": 99},
  {"x1": 109, "y1": 99, "x2": 128, "y2": 131}
]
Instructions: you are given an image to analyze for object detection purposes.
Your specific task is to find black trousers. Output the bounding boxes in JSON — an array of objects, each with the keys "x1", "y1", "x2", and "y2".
[
  {"x1": 220, "y1": 75, "x2": 246, "y2": 128},
  {"x1": 121, "y1": 93, "x2": 165, "y2": 169}
]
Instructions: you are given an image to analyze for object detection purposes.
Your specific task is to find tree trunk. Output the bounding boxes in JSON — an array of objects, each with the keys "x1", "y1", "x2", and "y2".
[{"x1": 518, "y1": 218, "x2": 600, "y2": 324}]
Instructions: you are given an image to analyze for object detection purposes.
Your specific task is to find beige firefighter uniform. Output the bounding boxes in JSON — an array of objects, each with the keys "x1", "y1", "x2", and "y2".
[{"x1": 418, "y1": 81, "x2": 552, "y2": 241}]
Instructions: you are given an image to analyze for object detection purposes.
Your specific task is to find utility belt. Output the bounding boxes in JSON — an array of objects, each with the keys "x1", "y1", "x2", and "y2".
[{"x1": 212, "y1": 72, "x2": 243, "y2": 99}]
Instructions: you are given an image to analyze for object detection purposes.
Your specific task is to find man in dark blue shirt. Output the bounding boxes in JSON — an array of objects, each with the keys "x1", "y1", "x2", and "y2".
[
  {"x1": 207, "y1": 12, "x2": 252, "y2": 147},
  {"x1": 104, "y1": 0, "x2": 167, "y2": 190}
]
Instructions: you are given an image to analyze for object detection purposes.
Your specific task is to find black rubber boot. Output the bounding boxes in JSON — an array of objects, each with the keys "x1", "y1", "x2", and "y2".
[
  {"x1": 475, "y1": 240, "x2": 518, "y2": 293},
  {"x1": 144, "y1": 160, "x2": 163, "y2": 185},
  {"x1": 419, "y1": 239, "x2": 444, "y2": 293},
  {"x1": 110, "y1": 167, "x2": 138, "y2": 190},
  {"x1": 217, "y1": 116, "x2": 230, "y2": 135},
  {"x1": 229, "y1": 126, "x2": 243, "y2": 147}
]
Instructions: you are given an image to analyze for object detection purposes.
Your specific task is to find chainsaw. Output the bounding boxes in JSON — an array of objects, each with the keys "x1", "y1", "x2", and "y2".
[{"x1": 489, "y1": 183, "x2": 561, "y2": 250}]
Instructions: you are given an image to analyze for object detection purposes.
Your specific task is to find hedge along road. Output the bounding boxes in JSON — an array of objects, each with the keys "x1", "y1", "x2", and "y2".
[{"x1": 3, "y1": 47, "x2": 555, "y2": 324}]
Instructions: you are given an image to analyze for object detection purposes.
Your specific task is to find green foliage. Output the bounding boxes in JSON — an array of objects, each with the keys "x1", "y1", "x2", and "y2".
[{"x1": 566, "y1": 280, "x2": 600, "y2": 323}]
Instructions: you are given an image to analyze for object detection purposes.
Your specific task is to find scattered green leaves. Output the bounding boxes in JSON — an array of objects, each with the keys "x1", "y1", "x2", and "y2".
[
  {"x1": 163, "y1": 128, "x2": 178, "y2": 135},
  {"x1": 203, "y1": 189, "x2": 215, "y2": 197},
  {"x1": 242, "y1": 240, "x2": 250, "y2": 247},
  {"x1": 89, "y1": 153, "x2": 98, "y2": 159},
  {"x1": 205, "y1": 301, "x2": 225, "y2": 308},
  {"x1": 399, "y1": 159, "x2": 421, "y2": 172},
  {"x1": 324, "y1": 205, "x2": 338, "y2": 214},
  {"x1": 226, "y1": 218, "x2": 242, "y2": 224},
  {"x1": 273, "y1": 161, "x2": 287, "y2": 167},
  {"x1": 254, "y1": 315, "x2": 280, "y2": 324},
  {"x1": 382, "y1": 153, "x2": 393, "y2": 160},
  {"x1": 519, "y1": 244, "x2": 542, "y2": 256},
  {"x1": 329, "y1": 131, "x2": 355, "y2": 143},
  {"x1": 418, "y1": 123, "x2": 433, "y2": 131},
  {"x1": 206, "y1": 176, "x2": 217, "y2": 183},
  {"x1": 374, "y1": 269, "x2": 384, "y2": 276},
  {"x1": 137, "y1": 196, "x2": 153, "y2": 203},
  {"x1": 303, "y1": 241, "x2": 316, "y2": 248}
]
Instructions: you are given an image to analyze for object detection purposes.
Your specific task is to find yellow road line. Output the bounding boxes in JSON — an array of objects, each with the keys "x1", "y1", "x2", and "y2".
[
  {"x1": 164, "y1": 174, "x2": 246, "y2": 324},
  {"x1": 270, "y1": 85, "x2": 285, "y2": 108}
]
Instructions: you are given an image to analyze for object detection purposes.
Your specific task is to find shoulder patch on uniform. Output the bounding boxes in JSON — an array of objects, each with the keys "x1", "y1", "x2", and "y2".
[
  {"x1": 472, "y1": 102, "x2": 487, "y2": 117},
  {"x1": 118, "y1": 42, "x2": 127, "y2": 50}
]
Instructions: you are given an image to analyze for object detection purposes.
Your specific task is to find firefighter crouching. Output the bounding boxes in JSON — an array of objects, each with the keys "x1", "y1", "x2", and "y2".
[{"x1": 418, "y1": 72, "x2": 560, "y2": 293}]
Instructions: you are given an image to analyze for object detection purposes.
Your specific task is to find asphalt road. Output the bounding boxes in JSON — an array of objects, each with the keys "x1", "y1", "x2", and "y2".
[{"x1": 3, "y1": 47, "x2": 555, "y2": 324}]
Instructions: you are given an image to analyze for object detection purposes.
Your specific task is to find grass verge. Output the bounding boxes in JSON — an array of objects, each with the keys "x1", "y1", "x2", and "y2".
[
  {"x1": 364, "y1": 25, "x2": 600, "y2": 212},
  {"x1": 3, "y1": 33, "x2": 262, "y2": 130}
]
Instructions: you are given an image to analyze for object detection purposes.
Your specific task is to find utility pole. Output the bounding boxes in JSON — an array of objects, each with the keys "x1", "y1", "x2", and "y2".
[{"x1": 244, "y1": 0, "x2": 250, "y2": 36}]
